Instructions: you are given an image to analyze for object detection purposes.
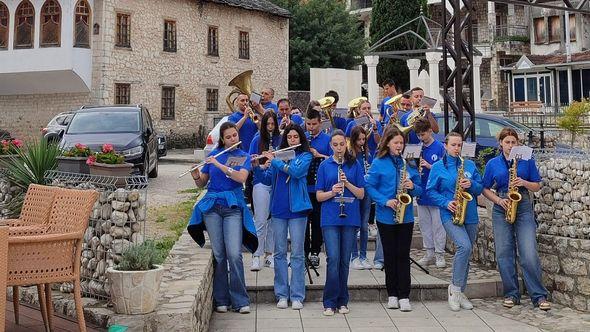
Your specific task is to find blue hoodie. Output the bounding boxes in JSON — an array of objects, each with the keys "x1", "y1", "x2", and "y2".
[
  {"x1": 426, "y1": 155, "x2": 483, "y2": 225},
  {"x1": 365, "y1": 154, "x2": 422, "y2": 225}
]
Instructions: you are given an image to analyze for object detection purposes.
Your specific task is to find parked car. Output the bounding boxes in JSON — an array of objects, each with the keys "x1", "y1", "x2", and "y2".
[
  {"x1": 57, "y1": 105, "x2": 160, "y2": 178},
  {"x1": 42, "y1": 111, "x2": 76, "y2": 142},
  {"x1": 204, "y1": 116, "x2": 229, "y2": 156}
]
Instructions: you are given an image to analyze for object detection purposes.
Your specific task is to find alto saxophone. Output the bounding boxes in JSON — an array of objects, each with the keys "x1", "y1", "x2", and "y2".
[
  {"x1": 452, "y1": 156, "x2": 474, "y2": 226},
  {"x1": 506, "y1": 158, "x2": 522, "y2": 224},
  {"x1": 395, "y1": 158, "x2": 412, "y2": 224}
]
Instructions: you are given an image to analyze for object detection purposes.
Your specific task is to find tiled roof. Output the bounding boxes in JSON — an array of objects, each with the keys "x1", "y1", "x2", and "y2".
[
  {"x1": 527, "y1": 50, "x2": 590, "y2": 65},
  {"x1": 202, "y1": 0, "x2": 291, "y2": 18}
]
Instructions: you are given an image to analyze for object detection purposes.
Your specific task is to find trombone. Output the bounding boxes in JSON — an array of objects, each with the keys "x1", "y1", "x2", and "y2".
[{"x1": 178, "y1": 141, "x2": 242, "y2": 178}]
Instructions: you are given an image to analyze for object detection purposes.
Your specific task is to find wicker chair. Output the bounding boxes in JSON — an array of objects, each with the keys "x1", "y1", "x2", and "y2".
[
  {"x1": 0, "y1": 221, "x2": 8, "y2": 332},
  {"x1": 7, "y1": 185, "x2": 99, "y2": 332}
]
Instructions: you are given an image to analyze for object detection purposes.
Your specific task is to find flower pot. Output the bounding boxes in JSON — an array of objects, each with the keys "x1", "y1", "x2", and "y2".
[
  {"x1": 107, "y1": 265, "x2": 165, "y2": 315},
  {"x1": 57, "y1": 156, "x2": 90, "y2": 174},
  {"x1": 89, "y1": 162, "x2": 134, "y2": 187}
]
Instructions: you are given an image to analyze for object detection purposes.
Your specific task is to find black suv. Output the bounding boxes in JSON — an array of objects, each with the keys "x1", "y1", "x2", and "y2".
[{"x1": 57, "y1": 105, "x2": 159, "y2": 178}]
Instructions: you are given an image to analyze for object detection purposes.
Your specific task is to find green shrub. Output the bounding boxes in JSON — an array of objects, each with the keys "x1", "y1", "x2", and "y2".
[
  {"x1": 558, "y1": 100, "x2": 590, "y2": 147},
  {"x1": 117, "y1": 241, "x2": 165, "y2": 271}
]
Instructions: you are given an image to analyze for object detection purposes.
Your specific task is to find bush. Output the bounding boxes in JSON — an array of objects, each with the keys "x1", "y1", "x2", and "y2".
[
  {"x1": 557, "y1": 99, "x2": 590, "y2": 147},
  {"x1": 117, "y1": 241, "x2": 165, "y2": 271}
]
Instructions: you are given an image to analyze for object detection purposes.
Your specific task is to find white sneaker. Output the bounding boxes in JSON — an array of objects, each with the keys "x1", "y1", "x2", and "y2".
[
  {"x1": 292, "y1": 300, "x2": 303, "y2": 310},
  {"x1": 351, "y1": 258, "x2": 364, "y2": 270},
  {"x1": 277, "y1": 298, "x2": 288, "y2": 309},
  {"x1": 399, "y1": 298, "x2": 412, "y2": 312},
  {"x1": 264, "y1": 256, "x2": 274, "y2": 268},
  {"x1": 459, "y1": 292, "x2": 473, "y2": 310},
  {"x1": 250, "y1": 256, "x2": 261, "y2": 271},
  {"x1": 360, "y1": 258, "x2": 373, "y2": 269},
  {"x1": 323, "y1": 308, "x2": 335, "y2": 316},
  {"x1": 239, "y1": 305, "x2": 250, "y2": 314},
  {"x1": 373, "y1": 262, "x2": 384, "y2": 270},
  {"x1": 215, "y1": 305, "x2": 228, "y2": 313},
  {"x1": 386, "y1": 296, "x2": 399, "y2": 309},
  {"x1": 448, "y1": 285, "x2": 461, "y2": 312},
  {"x1": 435, "y1": 253, "x2": 446, "y2": 268},
  {"x1": 339, "y1": 305, "x2": 350, "y2": 314},
  {"x1": 418, "y1": 254, "x2": 435, "y2": 266}
]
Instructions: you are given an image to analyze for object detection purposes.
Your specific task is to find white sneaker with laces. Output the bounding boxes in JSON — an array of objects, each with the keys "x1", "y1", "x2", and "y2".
[
  {"x1": 448, "y1": 285, "x2": 461, "y2": 312},
  {"x1": 239, "y1": 306, "x2": 250, "y2": 314},
  {"x1": 386, "y1": 296, "x2": 399, "y2": 309},
  {"x1": 339, "y1": 305, "x2": 350, "y2": 314},
  {"x1": 215, "y1": 305, "x2": 228, "y2": 313},
  {"x1": 250, "y1": 256, "x2": 261, "y2": 271},
  {"x1": 292, "y1": 300, "x2": 303, "y2": 310},
  {"x1": 417, "y1": 253, "x2": 435, "y2": 266},
  {"x1": 264, "y1": 255, "x2": 274, "y2": 268},
  {"x1": 351, "y1": 258, "x2": 364, "y2": 270},
  {"x1": 459, "y1": 292, "x2": 473, "y2": 310},
  {"x1": 323, "y1": 308, "x2": 335, "y2": 316},
  {"x1": 373, "y1": 261, "x2": 384, "y2": 270},
  {"x1": 360, "y1": 258, "x2": 373, "y2": 269},
  {"x1": 277, "y1": 298, "x2": 288, "y2": 309},
  {"x1": 399, "y1": 298, "x2": 412, "y2": 312},
  {"x1": 435, "y1": 253, "x2": 446, "y2": 268}
]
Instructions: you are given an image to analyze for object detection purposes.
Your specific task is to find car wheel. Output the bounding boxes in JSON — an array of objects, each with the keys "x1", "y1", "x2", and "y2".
[{"x1": 148, "y1": 155, "x2": 158, "y2": 178}]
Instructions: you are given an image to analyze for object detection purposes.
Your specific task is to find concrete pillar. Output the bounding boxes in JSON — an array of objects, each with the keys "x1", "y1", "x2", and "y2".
[
  {"x1": 567, "y1": 67, "x2": 574, "y2": 104},
  {"x1": 473, "y1": 56, "x2": 483, "y2": 113},
  {"x1": 425, "y1": 52, "x2": 442, "y2": 112},
  {"x1": 364, "y1": 55, "x2": 380, "y2": 112},
  {"x1": 406, "y1": 59, "x2": 421, "y2": 90},
  {"x1": 488, "y1": 2, "x2": 496, "y2": 40}
]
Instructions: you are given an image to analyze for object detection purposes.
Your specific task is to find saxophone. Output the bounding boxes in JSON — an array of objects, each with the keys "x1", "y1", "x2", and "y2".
[
  {"x1": 452, "y1": 156, "x2": 474, "y2": 226},
  {"x1": 505, "y1": 158, "x2": 522, "y2": 224},
  {"x1": 395, "y1": 158, "x2": 413, "y2": 224}
]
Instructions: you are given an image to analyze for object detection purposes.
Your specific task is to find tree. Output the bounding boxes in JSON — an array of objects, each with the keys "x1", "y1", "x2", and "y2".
[
  {"x1": 557, "y1": 99, "x2": 590, "y2": 147},
  {"x1": 370, "y1": 0, "x2": 426, "y2": 91},
  {"x1": 270, "y1": 0, "x2": 365, "y2": 91}
]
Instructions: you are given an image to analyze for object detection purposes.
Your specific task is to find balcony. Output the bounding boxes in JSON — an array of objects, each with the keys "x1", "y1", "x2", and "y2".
[
  {"x1": 350, "y1": 0, "x2": 372, "y2": 10},
  {"x1": 493, "y1": 25, "x2": 530, "y2": 43}
]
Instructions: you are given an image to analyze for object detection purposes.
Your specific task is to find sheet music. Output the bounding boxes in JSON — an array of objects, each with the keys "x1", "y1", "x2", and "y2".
[
  {"x1": 461, "y1": 142, "x2": 477, "y2": 158},
  {"x1": 225, "y1": 156, "x2": 247, "y2": 168},
  {"x1": 275, "y1": 150, "x2": 296, "y2": 162},
  {"x1": 508, "y1": 146, "x2": 533, "y2": 161},
  {"x1": 419, "y1": 96, "x2": 437, "y2": 108},
  {"x1": 403, "y1": 143, "x2": 423, "y2": 159},
  {"x1": 354, "y1": 115, "x2": 371, "y2": 126}
]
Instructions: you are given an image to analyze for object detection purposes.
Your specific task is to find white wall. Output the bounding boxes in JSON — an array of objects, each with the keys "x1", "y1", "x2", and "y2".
[{"x1": 309, "y1": 67, "x2": 362, "y2": 109}]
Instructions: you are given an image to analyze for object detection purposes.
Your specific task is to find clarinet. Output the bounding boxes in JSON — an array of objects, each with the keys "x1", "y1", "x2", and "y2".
[{"x1": 338, "y1": 155, "x2": 347, "y2": 218}]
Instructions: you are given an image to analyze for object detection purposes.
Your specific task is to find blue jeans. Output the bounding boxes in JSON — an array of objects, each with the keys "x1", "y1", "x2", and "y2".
[
  {"x1": 203, "y1": 204, "x2": 249, "y2": 309},
  {"x1": 273, "y1": 217, "x2": 307, "y2": 302},
  {"x1": 351, "y1": 196, "x2": 371, "y2": 261},
  {"x1": 492, "y1": 194, "x2": 547, "y2": 305},
  {"x1": 442, "y1": 222, "x2": 478, "y2": 292},
  {"x1": 323, "y1": 226, "x2": 356, "y2": 308}
]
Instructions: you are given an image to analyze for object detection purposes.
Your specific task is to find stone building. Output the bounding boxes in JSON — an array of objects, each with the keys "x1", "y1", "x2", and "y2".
[{"x1": 0, "y1": 0, "x2": 290, "y2": 146}]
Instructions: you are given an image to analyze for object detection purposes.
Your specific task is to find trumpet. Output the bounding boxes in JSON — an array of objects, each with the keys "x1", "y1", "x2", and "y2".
[
  {"x1": 178, "y1": 141, "x2": 242, "y2": 178},
  {"x1": 251, "y1": 144, "x2": 300, "y2": 161},
  {"x1": 246, "y1": 107, "x2": 260, "y2": 125}
]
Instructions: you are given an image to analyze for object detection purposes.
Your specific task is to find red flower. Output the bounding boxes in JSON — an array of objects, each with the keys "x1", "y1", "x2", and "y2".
[
  {"x1": 86, "y1": 155, "x2": 97, "y2": 165},
  {"x1": 12, "y1": 139, "x2": 23, "y2": 148},
  {"x1": 75, "y1": 143, "x2": 86, "y2": 150},
  {"x1": 102, "y1": 144, "x2": 114, "y2": 153}
]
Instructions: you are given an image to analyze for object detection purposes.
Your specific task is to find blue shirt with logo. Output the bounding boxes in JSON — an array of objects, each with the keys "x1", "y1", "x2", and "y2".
[
  {"x1": 202, "y1": 147, "x2": 251, "y2": 206},
  {"x1": 417, "y1": 140, "x2": 446, "y2": 206},
  {"x1": 482, "y1": 154, "x2": 541, "y2": 193},
  {"x1": 228, "y1": 111, "x2": 258, "y2": 152}
]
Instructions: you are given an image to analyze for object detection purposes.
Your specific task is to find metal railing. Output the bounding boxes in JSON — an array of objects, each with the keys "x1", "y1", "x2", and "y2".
[
  {"x1": 494, "y1": 25, "x2": 529, "y2": 39},
  {"x1": 350, "y1": 0, "x2": 372, "y2": 10}
]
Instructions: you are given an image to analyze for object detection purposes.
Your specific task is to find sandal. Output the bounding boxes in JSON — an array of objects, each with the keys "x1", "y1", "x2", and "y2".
[
  {"x1": 502, "y1": 297, "x2": 515, "y2": 308},
  {"x1": 538, "y1": 299, "x2": 551, "y2": 311}
]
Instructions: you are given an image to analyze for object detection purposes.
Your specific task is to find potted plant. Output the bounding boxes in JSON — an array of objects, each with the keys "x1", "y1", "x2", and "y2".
[
  {"x1": 0, "y1": 138, "x2": 23, "y2": 170},
  {"x1": 57, "y1": 143, "x2": 92, "y2": 174},
  {"x1": 107, "y1": 241, "x2": 165, "y2": 315},
  {"x1": 87, "y1": 144, "x2": 133, "y2": 186}
]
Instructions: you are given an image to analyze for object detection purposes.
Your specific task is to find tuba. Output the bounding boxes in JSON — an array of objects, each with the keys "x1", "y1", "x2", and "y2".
[
  {"x1": 395, "y1": 158, "x2": 413, "y2": 224},
  {"x1": 226, "y1": 70, "x2": 254, "y2": 112},
  {"x1": 452, "y1": 156, "x2": 474, "y2": 225},
  {"x1": 506, "y1": 158, "x2": 522, "y2": 224},
  {"x1": 318, "y1": 96, "x2": 336, "y2": 131}
]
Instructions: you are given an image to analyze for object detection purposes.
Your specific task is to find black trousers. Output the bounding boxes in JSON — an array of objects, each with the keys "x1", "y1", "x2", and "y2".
[
  {"x1": 368, "y1": 203, "x2": 376, "y2": 225},
  {"x1": 377, "y1": 222, "x2": 414, "y2": 299},
  {"x1": 305, "y1": 192, "x2": 323, "y2": 256}
]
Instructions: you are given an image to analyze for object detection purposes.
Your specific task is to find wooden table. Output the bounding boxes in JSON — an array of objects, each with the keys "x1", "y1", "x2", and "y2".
[{"x1": 0, "y1": 220, "x2": 8, "y2": 332}]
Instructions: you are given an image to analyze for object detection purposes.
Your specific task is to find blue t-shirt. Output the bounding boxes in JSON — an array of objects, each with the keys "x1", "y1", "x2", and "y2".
[
  {"x1": 277, "y1": 113, "x2": 305, "y2": 128},
  {"x1": 248, "y1": 133, "x2": 282, "y2": 186},
  {"x1": 482, "y1": 154, "x2": 541, "y2": 193},
  {"x1": 345, "y1": 120, "x2": 383, "y2": 155},
  {"x1": 227, "y1": 111, "x2": 258, "y2": 152},
  {"x1": 270, "y1": 154, "x2": 309, "y2": 219},
  {"x1": 201, "y1": 148, "x2": 251, "y2": 206},
  {"x1": 379, "y1": 96, "x2": 391, "y2": 119},
  {"x1": 315, "y1": 157, "x2": 365, "y2": 227},
  {"x1": 333, "y1": 116, "x2": 348, "y2": 132},
  {"x1": 306, "y1": 131, "x2": 332, "y2": 193},
  {"x1": 262, "y1": 101, "x2": 278, "y2": 112},
  {"x1": 417, "y1": 139, "x2": 446, "y2": 206}
]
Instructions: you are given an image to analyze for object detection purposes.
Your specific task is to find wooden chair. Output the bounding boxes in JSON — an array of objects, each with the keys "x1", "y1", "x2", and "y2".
[{"x1": 7, "y1": 185, "x2": 98, "y2": 332}]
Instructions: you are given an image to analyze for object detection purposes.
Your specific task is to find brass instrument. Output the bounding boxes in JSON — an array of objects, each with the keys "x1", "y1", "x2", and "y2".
[
  {"x1": 404, "y1": 105, "x2": 427, "y2": 127},
  {"x1": 247, "y1": 107, "x2": 260, "y2": 125},
  {"x1": 226, "y1": 70, "x2": 254, "y2": 112},
  {"x1": 395, "y1": 158, "x2": 412, "y2": 224},
  {"x1": 506, "y1": 158, "x2": 522, "y2": 224},
  {"x1": 318, "y1": 96, "x2": 336, "y2": 131},
  {"x1": 452, "y1": 156, "x2": 474, "y2": 225},
  {"x1": 385, "y1": 94, "x2": 403, "y2": 116},
  {"x1": 348, "y1": 96, "x2": 368, "y2": 118},
  {"x1": 338, "y1": 156, "x2": 347, "y2": 218}
]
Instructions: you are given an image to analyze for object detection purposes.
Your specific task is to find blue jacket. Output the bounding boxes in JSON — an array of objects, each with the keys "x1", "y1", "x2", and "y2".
[
  {"x1": 365, "y1": 154, "x2": 422, "y2": 225},
  {"x1": 187, "y1": 187, "x2": 258, "y2": 253},
  {"x1": 262, "y1": 151, "x2": 313, "y2": 214},
  {"x1": 426, "y1": 155, "x2": 483, "y2": 225}
]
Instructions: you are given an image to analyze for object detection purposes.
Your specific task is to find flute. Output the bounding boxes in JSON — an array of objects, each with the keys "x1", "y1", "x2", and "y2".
[
  {"x1": 178, "y1": 141, "x2": 242, "y2": 178},
  {"x1": 251, "y1": 144, "x2": 301, "y2": 161}
]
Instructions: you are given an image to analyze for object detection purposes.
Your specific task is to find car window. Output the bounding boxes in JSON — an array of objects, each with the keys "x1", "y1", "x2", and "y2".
[
  {"x1": 476, "y1": 118, "x2": 505, "y2": 138},
  {"x1": 144, "y1": 108, "x2": 154, "y2": 130},
  {"x1": 67, "y1": 112, "x2": 140, "y2": 134}
]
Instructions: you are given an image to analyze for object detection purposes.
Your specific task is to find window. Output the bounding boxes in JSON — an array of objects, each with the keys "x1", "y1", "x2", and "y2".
[
  {"x1": 475, "y1": 119, "x2": 505, "y2": 138},
  {"x1": 239, "y1": 31, "x2": 249, "y2": 59},
  {"x1": 161, "y1": 87, "x2": 175, "y2": 119},
  {"x1": 115, "y1": 83, "x2": 131, "y2": 104},
  {"x1": 207, "y1": 26, "x2": 218, "y2": 56},
  {"x1": 548, "y1": 16, "x2": 560, "y2": 43},
  {"x1": 15, "y1": 1, "x2": 35, "y2": 49},
  {"x1": 163, "y1": 20, "x2": 176, "y2": 52},
  {"x1": 0, "y1": 2, "x2": 9, "y2": 49},
  {"x1": 533, "y1": 17, "x2": 546, "y2": 44},
  {"x1": 116, "y1": 13, "x2": 131, "y2": 48},
  {"x1": 40, "y1": 0, "x2": 61, "y2": 47},
  {"x1": 526, "y1": 77, "x2": 538, "y2": 101},
  {"x1": 558, "y1": 70, "x2": 569, "y2": 105},
  {"x1": 74, "y1": 0, "x2": 91, "y2": 48},
  {"x1": 514, "y1": 77, "x2": 525, "y2": 102},
  {"x1": 206, "y1": 88, "x2": 219, "y2": 112},
  {"x1": 568, "y1": 14, "x2": 576, "y2": 41}
]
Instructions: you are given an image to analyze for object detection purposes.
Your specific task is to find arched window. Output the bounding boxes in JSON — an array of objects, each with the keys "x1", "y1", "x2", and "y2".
[
  {"x1": 41, "y1": 0, "x2": 60, "y2": 47},
  {"x1": 14, "y1": 0, "x2": 35, "y2": 49},
  {"x1": 74, "y1": 0, "x2": 90, "y2": 48},
  {"x1": 0, "y1": 2, "x2": 8, "y2": 50}
]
